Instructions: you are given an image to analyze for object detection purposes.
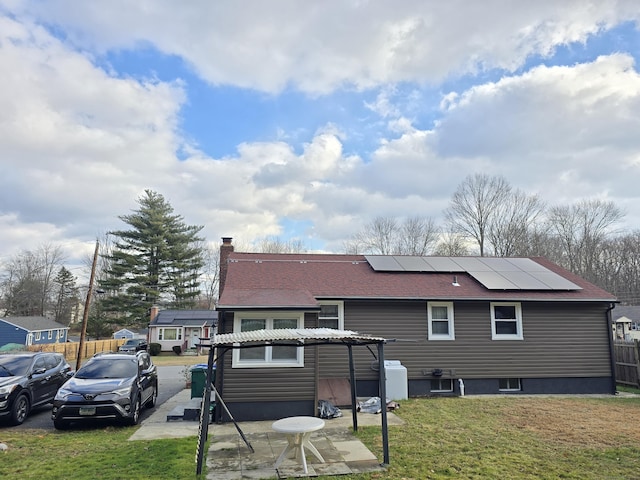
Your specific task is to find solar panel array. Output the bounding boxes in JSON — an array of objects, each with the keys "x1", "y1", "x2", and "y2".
[{"x1": 364, "y1": 255, "x2": 582, "y2": 291}]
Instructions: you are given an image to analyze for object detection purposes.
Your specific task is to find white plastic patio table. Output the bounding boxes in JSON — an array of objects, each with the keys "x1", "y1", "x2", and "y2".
[{"x1": 271, "y1": 416, "x2": 326, "y2": 474}]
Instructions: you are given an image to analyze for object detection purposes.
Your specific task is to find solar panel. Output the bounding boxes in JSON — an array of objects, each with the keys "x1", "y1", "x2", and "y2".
[
  {"x1": 503, "y1": 257, "x2": 548, "y2": 272},
  {"x1": 394, "y1": 256, "x2": 435, "y2": 271},
  {"x1": 365, "y1": 255, "x2": 402, "y2": 271},
  {"x1": 497, "y1": 270, "x2": 551, "y2": 290},
  {"x1": 422, "y1": 257, "x2": 466, "y2": 272},
  {"x1": 478, "y1": 257, "x2": 520, "y2": 271},
  {"x1": 529, "y1": 271, "x2": 582, "y2": 290},
  {"x1": 453, "y1": 257, "x2": 493, "y2": 271},
  {"x1": 364, "y1": 254, "x2": 583, "y2": 291},
  {"x1": 467, "y1": 270, "x2": 519, "y2": 289}
]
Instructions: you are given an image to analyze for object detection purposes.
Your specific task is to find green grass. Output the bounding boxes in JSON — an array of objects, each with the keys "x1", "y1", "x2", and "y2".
[
  {"x1": 2, "y1": 395, "x2": 640, "y2": 479},
  {"x1": 347, "y1": 396, "x2": 640, "y2": 480},
  {"x1": 616, "y1": 384, "x2": 640, "y2": 395},
  {"x1": 0, "y1": 426, "x2": 206, "y2": 480}
]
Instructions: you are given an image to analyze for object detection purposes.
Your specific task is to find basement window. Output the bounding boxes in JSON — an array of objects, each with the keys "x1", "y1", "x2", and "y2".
[
  {"x1": 430, "y1": 378, "x2": 453, "y2": 393},
  {"x1": 498, "y1": 378, "x2": 521, "y2": 392}
]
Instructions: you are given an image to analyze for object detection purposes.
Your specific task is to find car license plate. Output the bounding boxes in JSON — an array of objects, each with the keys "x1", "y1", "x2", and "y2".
[{"x1": 79, "y1": 407, "x2": 96, "y2": 416}]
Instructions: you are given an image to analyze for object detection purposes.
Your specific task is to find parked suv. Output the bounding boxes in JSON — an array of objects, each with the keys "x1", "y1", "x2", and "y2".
[
  {"x1": 118, "y1": 338, "x2": 148, "y2": 354},
  {"x1": 52, "y1": 351, "x2": 157, "y2": 429},
  {"x1": 0, "y1": 352, "x2": 72, "y2": 425}
]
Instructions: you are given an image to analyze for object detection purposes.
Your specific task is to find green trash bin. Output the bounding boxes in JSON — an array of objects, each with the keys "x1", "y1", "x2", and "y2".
[{"x1": 190, "y1": 364, "x2": 215, "y2": 399}]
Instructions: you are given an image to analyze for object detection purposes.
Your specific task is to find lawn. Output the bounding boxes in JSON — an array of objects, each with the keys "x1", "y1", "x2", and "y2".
[
  {"x1": 1, "y1": 394, "x2": 639, "y2": 479},
  {"x1": 352, "y1": 395, "x2": 640, "y2": 480}
]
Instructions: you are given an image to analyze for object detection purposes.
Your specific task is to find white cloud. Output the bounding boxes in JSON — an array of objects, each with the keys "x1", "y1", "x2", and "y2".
[
  {"x1": 9, "y1": 0, "x2": 640, "y2": 94},
  {"x1": 1, "y1": 2, "x2": 640, "y2": 264}
]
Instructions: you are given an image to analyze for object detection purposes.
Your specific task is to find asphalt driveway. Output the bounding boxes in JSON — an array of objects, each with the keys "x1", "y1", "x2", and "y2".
[{"x1": 4, "y1": 365, "x2": 186, "y2": 430}]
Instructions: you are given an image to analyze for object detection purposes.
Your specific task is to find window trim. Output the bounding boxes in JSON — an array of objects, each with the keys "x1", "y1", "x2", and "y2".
[
  {"x1": 490, "y1": 302, "x2": 523, "y2": 340},
  {"x1": 232, "y1": 312, "x2": 305, "y2": 368},
  {"x1": 158, "y1": 327, "x2": 183, "y2": 341},
  {"x1": 427, "y1": 302, "x2": 455, "y2": 340},
  {"x1": 318, "y1": 301, "x2": 344, "y2": 330}
]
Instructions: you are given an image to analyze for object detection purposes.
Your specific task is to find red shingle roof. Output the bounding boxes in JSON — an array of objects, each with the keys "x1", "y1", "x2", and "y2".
[{"x1": 217, "y1": 253, "x2": 616, "y2": 308}]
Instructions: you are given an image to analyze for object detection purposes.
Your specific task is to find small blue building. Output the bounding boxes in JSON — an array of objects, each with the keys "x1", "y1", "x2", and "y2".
[{"x1": 0, "y1": 316, "x2": 69, "y2": 348}]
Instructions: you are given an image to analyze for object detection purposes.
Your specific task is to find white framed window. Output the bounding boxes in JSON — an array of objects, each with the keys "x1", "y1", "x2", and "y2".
[
  {"x1": 499, "y1": 378, "x2": 521, "y2": 391},
  {"x1": 491, "y1": 302, "x2": 523, "y2": 340},
  {"x1": 430, "y1": 378, "x2": 453, "y2": 393},
  {"x1": 35, "y1": 332, "x2": 41, "y2": 341},
  {"x1": 232, "y1": 312, "x2": 304, "y2": 368},
  {"x1": 158, "y1": 328, "x2": 182, "y2": 341},
  {"x1": 48, "y1": 330, "x2": 53, "y2": 340},
  {"x1": 318, "y1": 301, "x2": 344, "y2": 330},
  {"x1": 427, "y1": 302, "x2": 455, "y2": 340}
]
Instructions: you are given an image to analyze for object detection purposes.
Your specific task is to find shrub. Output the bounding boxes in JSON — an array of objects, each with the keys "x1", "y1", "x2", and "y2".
[
  {"x1": 148, "y1": 343, "x2": 161, "y2": 356},
  {"x1": 172, "y1": 345, "x2": 182, "y2": 356}
]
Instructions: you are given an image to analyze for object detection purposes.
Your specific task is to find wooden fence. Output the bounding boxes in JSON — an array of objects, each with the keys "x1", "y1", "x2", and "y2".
[
  {"x1": 614, "y1": 340, "x2": 640, "y2": 388},
  {"x1": 27, "y1": 339, "x2": 126, "y2": 364}
]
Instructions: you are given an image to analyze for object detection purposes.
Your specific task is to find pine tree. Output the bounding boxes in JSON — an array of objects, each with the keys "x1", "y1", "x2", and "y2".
[
  {"x1": 100, "y1": 190, "x2": 205, "y2": 327},
  {"x1": 53, "y1": 267, "x2": 79, "y2": 325}
]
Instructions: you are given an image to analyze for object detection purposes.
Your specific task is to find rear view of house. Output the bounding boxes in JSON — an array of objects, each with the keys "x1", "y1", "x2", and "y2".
[{"x1": 215, "y1": 238, "x2": 617, "y2": 422}]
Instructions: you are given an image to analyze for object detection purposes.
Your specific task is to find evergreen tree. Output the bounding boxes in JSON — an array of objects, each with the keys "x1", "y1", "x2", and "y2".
[
  {"x1": 100, "y1": 190, "x2": 205, "y2": 327},
  {"x1": 53, "y1": 267, "x2": 79, "y2": 325}
]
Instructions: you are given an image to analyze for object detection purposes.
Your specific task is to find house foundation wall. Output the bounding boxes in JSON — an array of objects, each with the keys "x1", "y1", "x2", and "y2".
[{"x1": 221, "y1": 400, "x2": 315, "y2": 423}]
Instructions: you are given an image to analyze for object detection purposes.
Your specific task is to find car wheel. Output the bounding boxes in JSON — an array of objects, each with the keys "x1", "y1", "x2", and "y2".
[
  {"x1": 53, "y1": 418, "x2": 70, "y2": 430},
  {"x1": 10, "y1": 393, "x2": 30, "y2": 425},
  {"x1": 128, "y1": 396, "x2": 141, "y2": 425},
  {"x1": 146, "y1": 384, "x2": 158, "y2": 408}
]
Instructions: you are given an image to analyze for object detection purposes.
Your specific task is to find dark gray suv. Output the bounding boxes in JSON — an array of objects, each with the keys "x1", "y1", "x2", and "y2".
[
  {"x1": 0, "y1": 352, "x2": 72, "y2": 425},
  {"x1": 118, "y1": 338, "x2": 148, "y2": 354},
  {"x1": 52, "y1": 351, "x2": 157, "y2": 429}
]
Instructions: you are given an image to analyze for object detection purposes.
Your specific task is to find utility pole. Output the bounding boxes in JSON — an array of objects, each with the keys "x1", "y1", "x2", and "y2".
[{"x1": 76, "y1": 240, "x2": 99, "y2": 371}]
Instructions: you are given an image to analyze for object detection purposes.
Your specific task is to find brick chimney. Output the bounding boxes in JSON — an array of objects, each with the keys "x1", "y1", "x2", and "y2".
[
  {"x1": 219, "y1": 237, "x2": 234, "y2": 297},
  {"x1": 150, "y1": 305, "x2": 159, "y2": 322}
]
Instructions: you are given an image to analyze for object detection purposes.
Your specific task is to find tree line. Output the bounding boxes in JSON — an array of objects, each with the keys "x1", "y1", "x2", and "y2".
[{"x1": 1, "y1": 177, "x2": 638, "y2": 334}]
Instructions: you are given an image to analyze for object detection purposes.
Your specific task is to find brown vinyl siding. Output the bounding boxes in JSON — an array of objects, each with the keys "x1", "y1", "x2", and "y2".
[
  {"x1": 318, "y1": 300, "x2": 612, "y2": 380},
  {"x1": 219, "y1": 312, "x2": 318, "y2": 403},
  {"x1": 220, "y1": 300, "x2": 611, "y2": 404}
]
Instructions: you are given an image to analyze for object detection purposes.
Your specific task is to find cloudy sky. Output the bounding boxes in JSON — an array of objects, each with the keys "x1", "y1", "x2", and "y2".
[{"x1": 2, "y1": 0, "x2": 640, "y2": 270}]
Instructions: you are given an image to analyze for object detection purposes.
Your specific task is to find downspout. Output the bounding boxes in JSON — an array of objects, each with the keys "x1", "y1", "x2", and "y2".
[{"x1": 606, "y1": 302, "x2": 617, "y2": 395}]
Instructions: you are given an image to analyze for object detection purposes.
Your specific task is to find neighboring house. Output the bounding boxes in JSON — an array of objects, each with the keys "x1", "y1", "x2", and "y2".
[
  {"x1": 611, "y1": 305, "x2": 640, "y2": 341},
  {"x1": 0, "y1": 316, "x2": 69, "y2": 348},
  {"x1": 215, "y1": 237, "x2": 618, "y2": 422},
  {"x1": 113, "y1": 328, "x2": 135, "y2": 339},
  {"x1": 112, "y1": 328, "x2": 148, "y2": 340},
  {"x1": 148, "y1": 308, "x2": 217, "y2": 352}
]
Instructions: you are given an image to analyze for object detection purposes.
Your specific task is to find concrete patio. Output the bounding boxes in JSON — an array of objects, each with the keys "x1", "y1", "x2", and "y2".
[
  {"x1": 131, "y1": 389, "x2": 405, "y2": 479},
  {"x1": 207, "y1": 410, "x2": 403, "y2": 479}
]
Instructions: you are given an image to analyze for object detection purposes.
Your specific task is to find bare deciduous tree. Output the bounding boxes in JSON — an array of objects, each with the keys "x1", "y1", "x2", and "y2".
[
  {"x1": 444, "y1": 174, "x2": 512, "y2": 256},
  {"x1": 488, "y1": 190, "x2": 545, "y2": 257},
  {"x1": 398, "y1": 216, "x2": 439, "y2": 255},
  {"x1": 433, "y1": 231, "x2": 471, "y2": 256},
  {"x1": 256, "y1": 236, "x2": 307, "y2": 253},
  {"x1": 198, "y1": 242, "x2": 220, "y2": 309},
  {"x1": 0, "y1": 244, "x2": 66, "y2": 316},
  {"x1": 345, "y1": 216, "x2": 439, "y2": 255},
  {"x1": 547, "y1": 199, "x2": 624, "y2": 282}
]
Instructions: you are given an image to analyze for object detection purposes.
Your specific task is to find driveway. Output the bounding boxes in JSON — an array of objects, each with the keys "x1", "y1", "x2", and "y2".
[{"x1": 6, "y1": 365, "x2": 187, "y2": 430}]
